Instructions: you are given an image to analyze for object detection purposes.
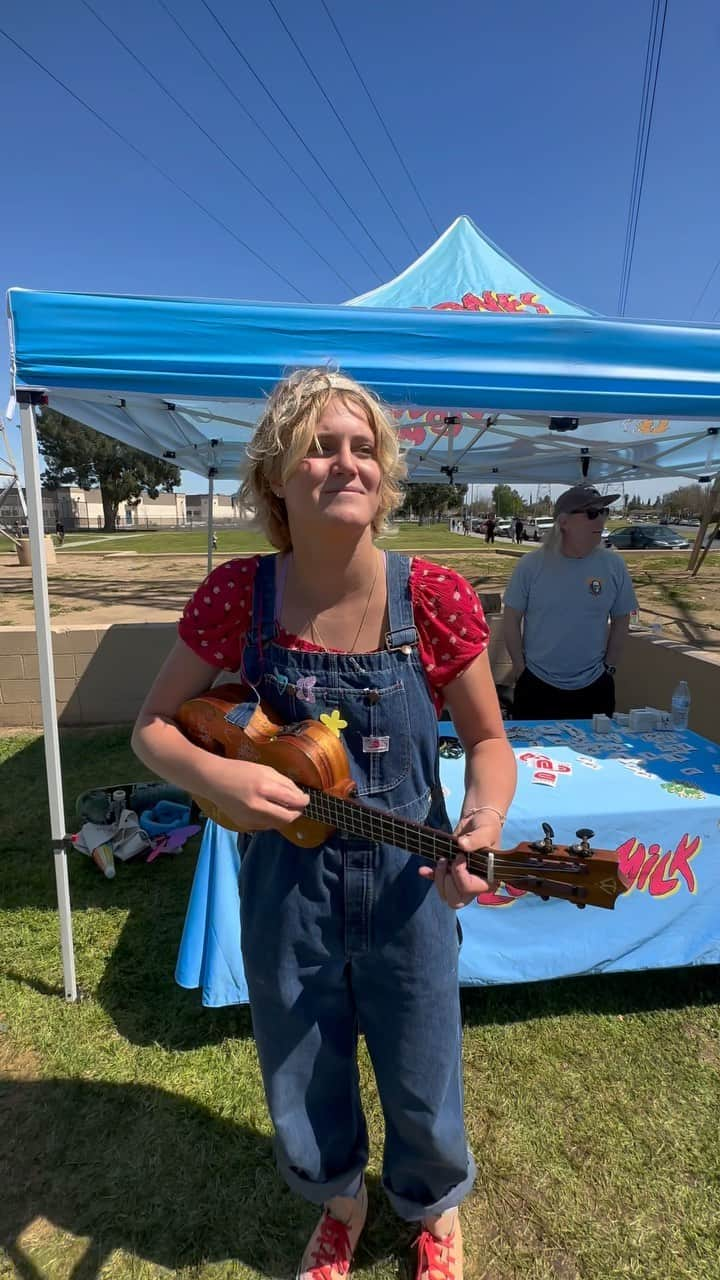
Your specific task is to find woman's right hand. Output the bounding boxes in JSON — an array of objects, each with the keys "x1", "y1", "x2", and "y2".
[{"x1": 202, "y1": 757, "x2": 309, "y2": 832}]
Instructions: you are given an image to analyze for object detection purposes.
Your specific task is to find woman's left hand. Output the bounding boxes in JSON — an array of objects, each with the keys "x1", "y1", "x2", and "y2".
[{"x1": 418, "y1": 810, "x2": 503, "y2": 909}]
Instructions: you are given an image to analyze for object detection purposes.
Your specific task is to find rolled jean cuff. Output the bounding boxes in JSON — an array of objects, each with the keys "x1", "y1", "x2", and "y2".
[
  {"x1": 382, "y1": 1148, "x2": 477, "y2": 1222},
  {"x1": 277, "y1": 1149, "x2": 366, "y2": 1205}
]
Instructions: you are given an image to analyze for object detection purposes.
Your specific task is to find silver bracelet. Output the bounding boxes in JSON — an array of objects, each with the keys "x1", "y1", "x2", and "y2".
[{"x1": 461, "y1": 804, "x2": 506, "y2": 827}]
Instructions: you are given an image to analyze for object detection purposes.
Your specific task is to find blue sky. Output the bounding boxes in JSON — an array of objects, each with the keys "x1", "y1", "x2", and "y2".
[{"x1": 3, "y1": 0, "x2": 720, "y2": 500}]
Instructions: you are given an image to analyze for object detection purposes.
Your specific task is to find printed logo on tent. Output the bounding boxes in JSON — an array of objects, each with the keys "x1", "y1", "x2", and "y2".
[
  {"x1": 622, "y1": 418, "x2": 671, "y2": 435},
  {"x1": 432, "y1": 290, "x2": 551, "y2": 315},
  {"x1": 390, "y1": 406, "x2": 485, "y2": 447}
]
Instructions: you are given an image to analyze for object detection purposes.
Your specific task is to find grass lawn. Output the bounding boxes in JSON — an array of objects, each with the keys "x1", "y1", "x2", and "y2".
[
  {"x1": 1, "y1": 729, "x2": 718, "y2": 1279},
  {"x1": 60, "y1": 522, "x2": 477, "y2": 557}
]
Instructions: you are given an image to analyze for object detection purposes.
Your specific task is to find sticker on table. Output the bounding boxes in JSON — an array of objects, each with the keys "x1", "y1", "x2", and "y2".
[
  {"x1": 532, "y1": 769, "x2": 558, "y2": 787},
  {"x1": 576, "y1": 755, "x2": 602, "y2": 770},
  {"x1": 661, "y1": 780, "x2": 706, "y2": 800}
]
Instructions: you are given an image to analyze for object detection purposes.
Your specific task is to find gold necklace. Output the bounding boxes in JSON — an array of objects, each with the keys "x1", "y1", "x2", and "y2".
[{"x1": 308, "y1": 553, "x2": 382, "y2": 654}]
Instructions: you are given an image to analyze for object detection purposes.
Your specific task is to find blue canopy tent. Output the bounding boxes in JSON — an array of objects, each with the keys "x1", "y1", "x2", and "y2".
[{"x1": 7, "y1": 215, "x2": 720, "y2": 999}]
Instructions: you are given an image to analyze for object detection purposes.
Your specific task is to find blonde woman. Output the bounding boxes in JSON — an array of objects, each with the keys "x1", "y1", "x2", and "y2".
[{"x1": 133, "y1": 369, "x2": 516, "y2": 1280}]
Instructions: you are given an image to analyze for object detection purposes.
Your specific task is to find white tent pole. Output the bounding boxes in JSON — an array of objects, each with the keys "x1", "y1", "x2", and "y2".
[
  {"x1": 207, "y1": 468, "x2": 215, "y2": 575},
  {"x1": 19, "y1": 397, "x2": 77, "y2": 1002}
]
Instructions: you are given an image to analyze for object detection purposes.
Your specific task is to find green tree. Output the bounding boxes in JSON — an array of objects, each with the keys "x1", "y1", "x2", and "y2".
[
  {"x1": 491, "y1": 483, "x2": 524, "y2": 517},
  {"x1": 36, "y1": 408, "x2": 181, "y2": 531},
  {"x1": 661, "y1": 483, "x2": 707, "y2": 518},
  {"x1": 399, "y1": 482, "x2": 467, "y2": 524}
]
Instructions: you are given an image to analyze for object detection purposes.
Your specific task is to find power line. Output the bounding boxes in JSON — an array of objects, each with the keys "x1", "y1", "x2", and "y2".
[
  {"x1": 690, "y1": 256, "x2": 720, "y2": 320},
  {"x1": 154, "y1": 0, "x2": 376, "y2": 288},
  {"x1": 318, "y1": 0, "x2": 438, "y2": 240},
  {"x1": 617, "y1": 0, "x2": 668, "y2": 316},
  {"x1": 0, "y1": 23, "x2": 310, "y2": 299},
  {"x1": 621, "y1": 0, "x2": 668, "y2": 315},
  {"x1": 617, "y1": 0, "x2": 660, "y2": 314},
  {"x1": 200, "y1": 0, "x2": 396, "y2": 279},
  {"x1": 265, "y1": 0, "x2": 419, "y2": 260},
  {"x1": 80, "y1": 0, "x2": 356, "y2": 293}
]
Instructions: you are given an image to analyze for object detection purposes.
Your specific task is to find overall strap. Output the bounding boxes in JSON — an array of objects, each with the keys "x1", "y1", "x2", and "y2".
[
  {"x1": 250, "y1": 553, "x2": 278, "y2": 652},
  {"x1": 384, "y1": 552, "x2": 419, "y2": 652}
]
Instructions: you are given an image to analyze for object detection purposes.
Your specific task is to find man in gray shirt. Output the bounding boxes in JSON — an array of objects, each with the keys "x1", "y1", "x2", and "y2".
[{"x1": 503, "y1": 484, "x2": 638, "y2": 719}]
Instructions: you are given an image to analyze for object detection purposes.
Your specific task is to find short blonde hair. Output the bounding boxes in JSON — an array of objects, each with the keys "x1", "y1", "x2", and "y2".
[{"x1": 240, "y1": 368, "x2": 406, "y2": 551}]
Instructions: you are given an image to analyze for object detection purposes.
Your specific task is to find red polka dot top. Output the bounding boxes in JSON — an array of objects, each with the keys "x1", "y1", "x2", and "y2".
[{"x1": 178, "y1": 555, "x2": 489, "y2": 713}]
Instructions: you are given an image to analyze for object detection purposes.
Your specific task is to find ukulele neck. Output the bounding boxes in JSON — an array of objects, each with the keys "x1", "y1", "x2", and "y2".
[{"x1": 304, "y1": 787, "x2": 486, "y2": 874}]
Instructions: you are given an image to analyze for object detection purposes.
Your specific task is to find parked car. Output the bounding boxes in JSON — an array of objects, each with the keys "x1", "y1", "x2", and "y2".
[
  {"x1": 523, "y1": 517, "x2": 554, "y2": 542},
  {"x1": 606, "y1": 524, "x2": 690, "y2": 550}
]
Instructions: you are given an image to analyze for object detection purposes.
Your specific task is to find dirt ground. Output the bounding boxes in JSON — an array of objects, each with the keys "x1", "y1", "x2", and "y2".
[{"x1": 2, "y1": 547, "x2": 720, "y2": 650}]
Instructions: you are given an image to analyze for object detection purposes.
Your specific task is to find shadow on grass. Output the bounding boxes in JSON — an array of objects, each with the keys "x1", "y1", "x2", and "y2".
[
  {"x1": 460, "y1": 963, "x2": 719, "y2": 1028},
  {"x1": 0, "y1": 1076, "x2": 409, "y2": 1279}
]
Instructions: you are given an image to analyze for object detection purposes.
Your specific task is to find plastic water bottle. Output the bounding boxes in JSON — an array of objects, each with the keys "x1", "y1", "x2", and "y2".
[{"x1": 671, "y1": 680, "x2": 690, "y2": 731}]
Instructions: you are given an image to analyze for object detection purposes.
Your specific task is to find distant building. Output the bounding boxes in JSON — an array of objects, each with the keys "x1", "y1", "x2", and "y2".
[
  {"x1": 0, "y1": 485, "x2": 186, "y2": 531},
  {"x1": 185, "y1": 492, "x2": 253, "y2": 524}
]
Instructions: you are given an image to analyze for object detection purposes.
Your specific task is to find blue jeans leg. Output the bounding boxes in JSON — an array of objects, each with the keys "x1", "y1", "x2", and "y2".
[
  {"x1": 243, "y1": 951, "x2": 369, "y2": 1205},
  {"x1": 351, "y1": 913, "x2": 476, "y2": 1221}
]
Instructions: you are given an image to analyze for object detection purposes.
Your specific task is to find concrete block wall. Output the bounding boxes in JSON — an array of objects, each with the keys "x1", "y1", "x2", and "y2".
[
  {"x1": 0, "y1": 624, "x2": 176, "y2": 728},
  {"x1": 0, "y1": 615, "x2": 512, "y2": 730},
  {"x1": 0, "y1": 617, "x2": 717, "y2": 740}
]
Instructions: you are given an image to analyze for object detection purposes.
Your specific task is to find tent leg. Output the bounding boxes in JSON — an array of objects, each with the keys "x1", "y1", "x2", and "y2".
[
  {"x1": 19, "y1": 400, "x2": 77, "y2": 1002},
  {"x1": 687, "y1": 474, "x2": 720, "y2": 573},
  {"x1": 207, "y1": 470, "x2": 215, "y2": 576}
]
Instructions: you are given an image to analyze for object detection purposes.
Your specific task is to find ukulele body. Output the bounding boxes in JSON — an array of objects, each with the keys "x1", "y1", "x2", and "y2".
[{"x1": 175, "y1": 683, "x2": 357, "y2": 846}]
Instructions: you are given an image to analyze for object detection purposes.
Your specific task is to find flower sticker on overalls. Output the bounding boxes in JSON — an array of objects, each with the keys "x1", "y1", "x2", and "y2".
[
  {"x1": 320, "y1": 709, "x2": 348, "y2": 738},
  {"x1": 295, "y1": 675, "x2": 317, "y2": 704}
]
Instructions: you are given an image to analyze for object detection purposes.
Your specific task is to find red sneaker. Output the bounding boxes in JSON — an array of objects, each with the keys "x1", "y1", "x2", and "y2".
[
  {"x1": 297, "y1": 1183, "x2": 368, "y2": 1280},
  {"x1": 414, "y1": 1214, "x2": 463, "y2": 1280}
]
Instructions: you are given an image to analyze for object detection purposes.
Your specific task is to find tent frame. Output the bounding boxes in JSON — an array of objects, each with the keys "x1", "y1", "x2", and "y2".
[{"x1": 19, "y1": 390, "x2": 77, "y2": 1000}]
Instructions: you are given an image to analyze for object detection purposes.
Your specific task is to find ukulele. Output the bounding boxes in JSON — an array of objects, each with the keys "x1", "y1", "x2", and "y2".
[{"x1": 176, "y1": 683, "x2": 629, "y2": 910}]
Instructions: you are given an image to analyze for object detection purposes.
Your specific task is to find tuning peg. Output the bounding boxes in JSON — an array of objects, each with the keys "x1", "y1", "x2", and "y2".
[
  {"x1": 531, "y1": 822, "x2": 555, "y2": 855},
  {"x1": 572, "y1": 828, "x2": 595, "y2": 858}
]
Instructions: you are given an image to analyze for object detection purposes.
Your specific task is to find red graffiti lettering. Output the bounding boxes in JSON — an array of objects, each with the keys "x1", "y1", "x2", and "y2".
[
  {"x1": 647, "y1": 852, "x2": 682, "y2": 898},
  {"x1": 397, "y1": 426, "x2": 427, "y2": 445},
  {"x1": 428, "y1": 414, "x2": 462, "y2": 437},
  {"x1": 636, "y1": 844, "x2": 661, "y2": 891},
  {"x1": 519, "y1": 291, "x2": 551, "y2": 315},
  {"x1": 495, "y1": 292, "x2": 525, "y2": 313},
  {"x1": 616, "y1": 834, "x2": 701, "y2": 897},
  {"x1": 668, "y1": 834, "x2": 701, "y2": 892},
  {"x1": 432, "y1": 291, "x2": 553, "y2": 315}
]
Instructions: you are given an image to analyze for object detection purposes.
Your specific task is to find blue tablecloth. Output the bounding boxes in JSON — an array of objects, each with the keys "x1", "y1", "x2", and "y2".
[{"x1": 175, "y1": 720, "x2": 720, "y2": 1005}]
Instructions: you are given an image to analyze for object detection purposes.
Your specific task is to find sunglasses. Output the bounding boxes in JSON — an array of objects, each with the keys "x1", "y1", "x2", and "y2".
[{"x1": 571, "y1": 507, "x2": 609, "y2": 521}]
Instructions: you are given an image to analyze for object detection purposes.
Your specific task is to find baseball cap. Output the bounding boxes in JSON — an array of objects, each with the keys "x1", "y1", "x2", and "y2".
[{"x1": 553, "y1": 484, "x2": 621, "y2": 517}]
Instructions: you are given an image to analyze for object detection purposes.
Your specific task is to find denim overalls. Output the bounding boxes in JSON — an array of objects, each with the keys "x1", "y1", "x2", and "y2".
[{"x1": 238, "y1": 552, "x2": 476, "y2": 1221}]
